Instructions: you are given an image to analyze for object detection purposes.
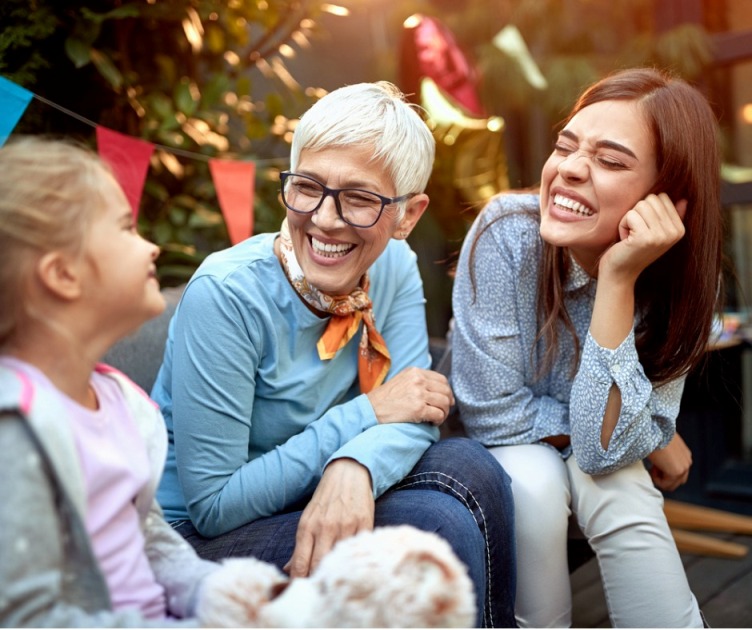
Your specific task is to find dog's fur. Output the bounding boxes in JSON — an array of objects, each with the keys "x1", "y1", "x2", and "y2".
[
  {"x1": 196, "y1": 557, "x2": 289, "y2": 627},
  {"x1": 197, "y1": 525, "x2": 476, "y2": 627}
]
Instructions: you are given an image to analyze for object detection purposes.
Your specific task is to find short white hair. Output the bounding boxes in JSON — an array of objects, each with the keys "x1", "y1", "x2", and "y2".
[{"x1": 290, "y1": 82, "x2": 436, "y2": 203}]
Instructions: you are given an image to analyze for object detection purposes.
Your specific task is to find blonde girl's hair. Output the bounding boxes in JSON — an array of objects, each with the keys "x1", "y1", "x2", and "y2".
[{"x1": 0, "y1": 136, "x2": 121, "y2": 346}]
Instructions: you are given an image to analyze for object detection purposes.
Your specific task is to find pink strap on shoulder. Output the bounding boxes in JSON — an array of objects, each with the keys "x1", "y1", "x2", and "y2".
[
  {"x1": 95, "y1": 363, "x2": 158, "y2": 409},
  {"x1": 14, "y1": 369, "x2": 35, "y2": 415}
]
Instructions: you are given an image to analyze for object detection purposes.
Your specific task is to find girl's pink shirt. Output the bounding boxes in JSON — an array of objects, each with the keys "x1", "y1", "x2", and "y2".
[{"x1": 0, "y1": 356, "x2": 167, "y2": 619}]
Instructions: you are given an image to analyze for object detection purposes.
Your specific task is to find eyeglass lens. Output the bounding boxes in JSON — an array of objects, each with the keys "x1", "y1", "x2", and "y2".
[{"x1": 283, "y1": 174, "x2": 384, "y2": 227}]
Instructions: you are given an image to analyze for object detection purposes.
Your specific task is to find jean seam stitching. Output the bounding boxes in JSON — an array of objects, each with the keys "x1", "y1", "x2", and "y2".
[{"x1": 397, "y1": 471, "x2": 494, "y2": 628}]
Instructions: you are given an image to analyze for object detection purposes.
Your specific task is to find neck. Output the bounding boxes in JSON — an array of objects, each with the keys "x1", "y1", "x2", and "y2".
[
  {"x1": 4, "y1": 327, "x2": 100, "y2": 410},
  {"x1": 568, "y1": 248, "x2": 600, "y2": 278},
  {"x1": 274, "y1": 236, "x2": 330, "y2": 317}
]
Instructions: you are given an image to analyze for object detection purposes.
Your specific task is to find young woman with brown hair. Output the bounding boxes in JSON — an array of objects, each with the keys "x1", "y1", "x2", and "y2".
[{"x1": 452, "y1": 67, "x2": 722, "y2": 627}]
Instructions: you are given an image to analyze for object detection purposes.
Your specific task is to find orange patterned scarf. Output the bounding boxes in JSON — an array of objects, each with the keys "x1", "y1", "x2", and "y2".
[{"x1": 278, "y1": 220, "x2": 391, "y2": 392}]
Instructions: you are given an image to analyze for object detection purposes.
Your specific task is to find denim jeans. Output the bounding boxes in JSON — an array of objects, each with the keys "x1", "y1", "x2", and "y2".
[{"x1": 173, "y1": 437, "x2": 516, "y2": 627}]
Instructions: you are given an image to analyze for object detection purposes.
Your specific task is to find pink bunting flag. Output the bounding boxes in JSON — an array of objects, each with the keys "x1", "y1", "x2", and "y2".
[
  {"x1": 209, "y1": 158, "x2": 255, "y2": 245},
  {"x1": 96, "y1": 126, "x2": 155, "y2": 219}
]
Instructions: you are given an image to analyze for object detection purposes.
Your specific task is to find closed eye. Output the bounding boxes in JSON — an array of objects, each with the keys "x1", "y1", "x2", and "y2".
[
  {"x1": 120, "y1": 214, "x2": 137, "y2": 233},
  {"x1": 553, "y1": 142, "x2": 575, "y2": 155},
  {"x1": 555, "y1": 142, "x2": 627, "y2": 170},
  {"x1": 342, "y1": 190, "x2": 380, "y2": 206},
  {"x1": 293, "y1": 181, "x2": 320, "y2": 194},
  {"x1": 596, "y1": 155, "x2": 627, "y2": 170}
]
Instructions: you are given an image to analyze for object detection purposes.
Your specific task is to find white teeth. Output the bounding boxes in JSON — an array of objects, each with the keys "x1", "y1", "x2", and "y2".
[
  {"x1": 554, "y1": 194, "x2": 594, "y2": 217},
  {"x1": 311, "y1": 237, "x2": 353, "y2": 256}
]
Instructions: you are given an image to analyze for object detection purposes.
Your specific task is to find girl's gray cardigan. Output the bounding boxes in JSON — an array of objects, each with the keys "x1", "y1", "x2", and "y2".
[{"x1": 0, "y1": 363, "x2": 218, "y2": 627}]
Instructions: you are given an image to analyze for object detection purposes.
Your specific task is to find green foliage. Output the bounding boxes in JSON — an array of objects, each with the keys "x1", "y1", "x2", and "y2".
[
  {"x1": 1, "y1": 0, "x2": 332, "y2": 285},
  {"x1": 456, "y1": 0, "x2": 713, "y2": 122},
  {"x1": 381, "y1": 0, "x2": 717, "y2": 337},
  {"x1": 408, "y1": 0, "x2": 714, "y2": 188},
  {"x1": 0, "y1": 2, "x2": 57, "y2": 85}
]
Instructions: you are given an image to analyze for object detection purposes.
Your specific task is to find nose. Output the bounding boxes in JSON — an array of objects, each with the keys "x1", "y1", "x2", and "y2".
[
  {"x1": 558, "y1": 151, "x2": 589, "y2": 182},
  {"x1": 311, "y1": 193, "x2": 346, "y2": 229},
  {"x1": 143, "y1": 235, "x2": 160, "y2": 260}
]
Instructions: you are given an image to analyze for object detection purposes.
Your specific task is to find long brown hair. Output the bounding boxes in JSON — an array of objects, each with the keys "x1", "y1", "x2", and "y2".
[{"x1": 538, "y1": 67, "x2": 723, "y2": 384}]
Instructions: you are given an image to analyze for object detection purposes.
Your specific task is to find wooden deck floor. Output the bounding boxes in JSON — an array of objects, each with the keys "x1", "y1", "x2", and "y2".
[{"x1": 571, "y1": 531, "x2": 752, "y2": 627}]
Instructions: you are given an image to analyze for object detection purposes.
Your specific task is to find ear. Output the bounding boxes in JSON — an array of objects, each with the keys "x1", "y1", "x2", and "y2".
[
  {"x1": 393, "y1": 193, "x2": 430, "y2": 240},
  {"x1": 36, "y1": 251, "x2": 83, "y2": 301}
]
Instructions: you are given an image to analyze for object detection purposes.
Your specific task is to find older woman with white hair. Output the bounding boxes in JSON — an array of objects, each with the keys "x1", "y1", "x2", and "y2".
[{"x1": 152, "y1": 81, "x2": 516, "y2": 627}]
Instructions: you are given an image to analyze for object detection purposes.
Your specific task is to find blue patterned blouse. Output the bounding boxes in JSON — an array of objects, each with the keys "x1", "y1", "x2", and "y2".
[{"x1": 451, "y1": 193, "x2": 682, "y2": 474}]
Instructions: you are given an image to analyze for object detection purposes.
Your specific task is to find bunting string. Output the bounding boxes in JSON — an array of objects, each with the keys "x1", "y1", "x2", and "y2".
[
  {"x1": 33, "y1": 91, "x2": 286, "y2": 166},
  {"x1": 0, "y1": 74, "x2": 290, "y2": 244}
]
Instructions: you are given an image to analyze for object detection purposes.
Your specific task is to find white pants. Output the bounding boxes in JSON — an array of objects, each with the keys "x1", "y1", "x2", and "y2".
[{"x1": 490, "y1": 444, "x2": 703, "y2": 628}]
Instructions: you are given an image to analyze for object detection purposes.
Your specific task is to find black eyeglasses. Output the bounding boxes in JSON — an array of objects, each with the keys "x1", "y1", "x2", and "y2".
[{"x1": 279, "y1": 171, "x2": 415, "y2": 228}]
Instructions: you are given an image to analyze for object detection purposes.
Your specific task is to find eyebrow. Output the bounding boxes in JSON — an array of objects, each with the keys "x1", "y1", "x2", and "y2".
[{"x1": 558, "y1": 129, "x2": 638, "y2": 160}]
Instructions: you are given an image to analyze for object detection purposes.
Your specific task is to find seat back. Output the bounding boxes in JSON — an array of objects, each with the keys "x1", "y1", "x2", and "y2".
[{"x1": 102, "y1": 285, "x2": 184, "y2": 393}]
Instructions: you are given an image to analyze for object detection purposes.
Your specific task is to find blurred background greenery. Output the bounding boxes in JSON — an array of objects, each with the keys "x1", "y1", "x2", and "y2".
[{"x1": 0, "y1": 0, "x2": 740, "y2": 336}]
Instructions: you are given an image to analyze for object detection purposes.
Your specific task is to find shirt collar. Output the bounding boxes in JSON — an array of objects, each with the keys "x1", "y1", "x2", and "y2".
[{"x1": 564, "y1": 252, "x2": 593, "y2": 293}]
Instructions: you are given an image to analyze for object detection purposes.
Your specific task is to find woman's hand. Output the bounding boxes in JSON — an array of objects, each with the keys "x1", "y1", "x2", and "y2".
[
  {"x1": 600, "y1": 193, "x2": 687, "y2": 282},
  {"x1": 366, "y1": 367, "x2": 454, "y2": 426},
  {"x1": 285, "y1": 458, "x2": 374, "y2": 578},
  {"x1": 646, "y1": 433, "x2": 692, "y2": 492},
  {"x1": 590, "y1": 193, "x2": 686, "y2": 353}
]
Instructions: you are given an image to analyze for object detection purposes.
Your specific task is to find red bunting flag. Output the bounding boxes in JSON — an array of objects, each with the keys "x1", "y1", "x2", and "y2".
[
  {"x1": 96, "y1": 126, "x2": 155, "y2": 219},
  {"x1": 209, "y1": 158, "x2": 255, "y2": 245}
]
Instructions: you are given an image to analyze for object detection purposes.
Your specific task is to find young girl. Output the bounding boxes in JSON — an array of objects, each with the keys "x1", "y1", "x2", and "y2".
[
  {"x1": 452, "y1": 67, "x2": 722, "y2": 627},
  {"x1": 0, "y1": 136, "x2": 475, "y2": 627}
]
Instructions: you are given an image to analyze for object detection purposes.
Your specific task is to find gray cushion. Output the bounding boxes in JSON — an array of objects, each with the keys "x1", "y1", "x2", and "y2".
[{"x1": 102, "y1": 285, "x2": 184, "y2": 393}]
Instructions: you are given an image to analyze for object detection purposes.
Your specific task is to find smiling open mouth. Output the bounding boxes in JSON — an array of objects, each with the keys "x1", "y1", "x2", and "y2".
[
  {"x1": 311, "y1": 236, "x2": 355, "y2": 258},
  {"x1": 554, "y1": 194, "x2": 594, "y2": 217}
]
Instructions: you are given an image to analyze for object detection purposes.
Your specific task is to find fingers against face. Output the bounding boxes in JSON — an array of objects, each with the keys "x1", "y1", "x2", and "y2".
[
  {"x1": 624, "y1": 193, "x2": 685, "y2": 244},
  {"x1": 611, "y1": 193, "x2": 686, "y2": 280}
]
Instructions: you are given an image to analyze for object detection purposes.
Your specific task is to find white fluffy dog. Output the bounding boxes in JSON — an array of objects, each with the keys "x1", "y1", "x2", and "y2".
[{"x1": 197, "y1": 525, "x2": 476, "y2": 628}]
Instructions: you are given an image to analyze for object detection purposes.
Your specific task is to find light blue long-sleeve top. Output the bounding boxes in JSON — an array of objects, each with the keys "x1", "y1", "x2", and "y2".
[
  {"x1": 152, "y1": 232, "x2": 438, "y2": 537},
  {"x1": 451, "y1": 193, "x2": 682, "y2": 475}
]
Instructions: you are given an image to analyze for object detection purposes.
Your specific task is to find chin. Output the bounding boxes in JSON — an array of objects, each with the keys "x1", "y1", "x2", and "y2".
[
  {"x1": 312, "y1": 278, "x2": 357, "y2": 296},
  {"x1": 150, "y1": 297, "x2": 167, "y2": 317},
  {"x1": 303, "y1": 263, "x2": 359, "y2": 296},
  {"x1": 538, "y1": 221, "x2": 561, "y2": 246},
  {"x1": 141, "y1": 291, "x2": 166, "y2": 322}
]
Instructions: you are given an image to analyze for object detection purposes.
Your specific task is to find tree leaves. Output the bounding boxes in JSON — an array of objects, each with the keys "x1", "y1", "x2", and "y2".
[
  {"x1": 90, "y1": 48, "x2": 123, "y2": 89},
  {"x1": 64, "y1": 37, "x2": 91, "y2": 68},
  {"x1": 1, "y1": 1, "x2": 336, "y2": 285}
]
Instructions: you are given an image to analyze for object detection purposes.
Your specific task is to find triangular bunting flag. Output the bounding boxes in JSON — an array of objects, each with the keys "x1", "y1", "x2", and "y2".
[
  {"x1": 209, "y1": 158, "x2": 255, "y2": 245},
  {"x1": 0, "y1": 76, "x2": 33, "y2": 147},
  {"x1": 96, "y1": 126, "x2": 155, "y2": 219}
]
